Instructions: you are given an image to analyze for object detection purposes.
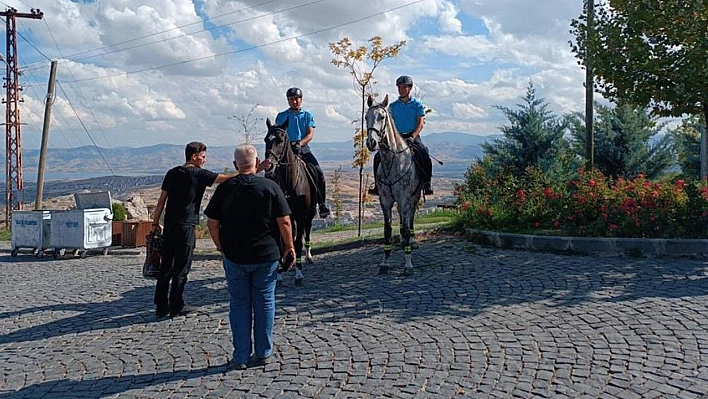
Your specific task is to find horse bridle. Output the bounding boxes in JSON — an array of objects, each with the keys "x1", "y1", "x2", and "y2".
[
  {"x1": 368, "y1": 105, "x2": 410, "y2": 155},
  {"x1": 265, "y1": 128, "x2": 298, "y2": 167}
]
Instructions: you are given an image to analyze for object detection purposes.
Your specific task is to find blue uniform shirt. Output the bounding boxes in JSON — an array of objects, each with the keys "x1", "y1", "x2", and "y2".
[
  {"x1": 389, "y1": 97, "x2": 425, "y2": 134},
  {"x1": 275, "y1": 108, "x2": 316, "y2": 142}
]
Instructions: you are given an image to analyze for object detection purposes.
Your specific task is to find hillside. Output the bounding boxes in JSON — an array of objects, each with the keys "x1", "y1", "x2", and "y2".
[{"x1": 17, "y1": 131, "x2": 490, "y2": 181}]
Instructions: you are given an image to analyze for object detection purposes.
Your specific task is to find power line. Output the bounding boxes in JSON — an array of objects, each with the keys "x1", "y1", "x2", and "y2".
[
  {"x1": 41, "y1": 19, "x2": 112, "y2": 148},
  {"x1": 56, "y1": 81, "x2": 115, "y2": 176},
  {"x1": 67, "y1": 0, "x2": 283, "y2": 59},
  {"x1": 66, "y1": 0, "x2": 429, "y2": 84},
  {"x1": 68, "y1": 0, "x2": 333, "y2": 64},
  {"x1": 19, "y1": 0, "x2": 284, "y2": 71}
]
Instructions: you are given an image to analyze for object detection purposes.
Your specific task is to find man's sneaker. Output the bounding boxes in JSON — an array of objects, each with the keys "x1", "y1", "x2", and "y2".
[
  {"x1": 318, "y1": 203, "x2": 331, "y2": 219},
  {"x1": 423, "y1": 184, "x2": 434, "y2": 195},
  {"x1": 249, "y1": 355, "x2": 272, "y2": 367},
  {"x1": 170, "y1": 305, "x2": 195, "y2": 318},
  {"x1": 155, "y1": 308, "x2": 169, "y2": 319},
  {"x1": 368, "y1": 185, "x2": 379, "y2": 196},
  {"x1": 228, "y1": 361, "x2": 247, "y2": 370}
]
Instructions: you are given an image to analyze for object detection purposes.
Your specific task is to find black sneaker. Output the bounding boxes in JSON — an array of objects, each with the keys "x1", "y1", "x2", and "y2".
[
  {"x1": 170, "y1": 305, "x2": 195, "y2": 318},
  {"x1": 155, "y1": 308, "x2": 169, "y2": 319},
  {"x1": 318, "y1": 203, "x2": 331, "y2": 218},
  {"x1": 229, "y1": 361, "x2": 247, "y2": 370},
  {"x1": 368, "y1": 185, "x2": 379, "y2": 196},
  {"x1": 249, "y1": 355, "x2": 272, "y2": 367},
  {"x1": 423, "y1": 184, "x2": 434, "y2": 195}
]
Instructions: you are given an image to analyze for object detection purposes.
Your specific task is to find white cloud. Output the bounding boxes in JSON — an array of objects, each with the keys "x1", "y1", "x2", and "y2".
[
  {"x1": 452, "y1": 102, "x2": 487, "y2": 119},
  {"x1": 6, "y1": 0, "x2": 591, "y2": 153}
]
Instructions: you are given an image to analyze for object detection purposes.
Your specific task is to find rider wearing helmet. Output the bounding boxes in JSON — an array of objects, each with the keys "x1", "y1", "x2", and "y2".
[
  {"x1": 275, "y1": 87, "x2": 331, "y2": 218},
  {"x1": 369, "y1": 75, "x2": 434, "y2": 196}
]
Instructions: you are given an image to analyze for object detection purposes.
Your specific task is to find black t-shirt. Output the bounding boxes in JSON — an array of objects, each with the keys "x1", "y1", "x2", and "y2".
[
  {"x1": 162, "y1": 165, "x2": 218, "y2": 227},
  {"x1": 204, "y1": 174, "x2": 291, "y2": 264}
]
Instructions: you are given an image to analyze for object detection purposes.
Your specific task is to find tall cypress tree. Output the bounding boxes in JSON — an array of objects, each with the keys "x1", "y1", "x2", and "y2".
[
  {"x1": 569, "y1": 103, "x2": 674, "y2": 179},
  {"x1": 481, "y1": 82, "x2": 574, "y2": 179}
]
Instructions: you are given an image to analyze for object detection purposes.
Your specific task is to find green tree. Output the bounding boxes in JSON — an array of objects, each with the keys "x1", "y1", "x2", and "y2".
[
  {"x1": 329, "y1": 165, "x2": 344, "y2": 226},
  {"x1": 481, "y1": 82, "x2": 575, "y2": 180},
  {"x1": 329, "y1": 36, "x2": 406, "y2": 235},
  {"x1": 569, "y1": 103, "x2": 674, "y2": 179},
  {"x1": 670, "y1": 117, "x2": 705, "y2": 179},
  {"x1": 570, "y1": 0, "x2": 708, "y2": 175}
]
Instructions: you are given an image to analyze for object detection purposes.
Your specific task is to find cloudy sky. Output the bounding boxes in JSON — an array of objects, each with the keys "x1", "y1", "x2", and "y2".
[{"x1": 1, "y1": 0, "x2": 587, "y2": 150}]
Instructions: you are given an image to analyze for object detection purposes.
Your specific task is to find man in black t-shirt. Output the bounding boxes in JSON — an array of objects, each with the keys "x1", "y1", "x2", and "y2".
[
  {"x1": 152, "y1": 141, "x2": 236, "y2": 318},
  {"x1": 205, "y1": 144, "x2": 295, "y2": 370}
]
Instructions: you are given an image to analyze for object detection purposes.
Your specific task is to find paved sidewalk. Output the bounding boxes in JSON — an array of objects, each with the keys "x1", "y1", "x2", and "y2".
[{"x1": 1, "y1": 235, "x2": 708, "y2": 398}]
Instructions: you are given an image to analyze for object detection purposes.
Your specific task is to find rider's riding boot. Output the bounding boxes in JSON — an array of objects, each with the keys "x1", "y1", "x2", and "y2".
[
  {"x1": 318, "y1": 203, "x2": 331, "y2": 218},
  {"x1": 424, "y1": 182, "x2": 434, "y2": 195},
  {"x1": 368, "y1": 183, "x2": 379, "y2": 196}
]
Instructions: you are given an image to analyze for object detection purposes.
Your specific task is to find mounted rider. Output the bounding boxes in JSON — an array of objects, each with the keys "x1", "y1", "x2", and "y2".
[
  {"x1": 369, "y1": 75, "x2": 433, "y2": 196},
  {"x1": 275, "y1": 87, "x2": 331, "y2": 218}
]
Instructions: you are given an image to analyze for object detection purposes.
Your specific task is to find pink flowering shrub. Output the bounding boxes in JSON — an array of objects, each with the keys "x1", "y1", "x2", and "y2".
[{"x1": 455, "y1": 167, "x2": 708, "y2": 239}]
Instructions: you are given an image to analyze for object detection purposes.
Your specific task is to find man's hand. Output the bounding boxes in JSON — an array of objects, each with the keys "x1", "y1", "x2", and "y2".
[
  {"x1": 257, "y1": 159, "x2": 272, "y2": 173},
  {"x1": 281, "y1": 247, "x2": 296, "y2": 271},
  {"x1": 291, "y1": 142, "x2": 301, "y2": 156}
]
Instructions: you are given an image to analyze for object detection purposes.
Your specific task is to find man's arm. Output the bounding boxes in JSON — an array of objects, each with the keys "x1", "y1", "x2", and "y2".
[
  {"x1": 276, "y1": 215, "x2": 296, "y2": 269},
  {"x1": 214, "y1": 172, "x2": 238, "y2": 184},
  {"x1": 300, "y1": 126, "x2": 314, "y2": 147},
  {"x1": 411, "y1": 115, "x2": 424, "y2": 139},
  {"x1": 206, "y1": 218, "x2": 223, "y2": 252},
  {"x1": 152, "y1": 190, "x2": 168, "y2": 232}
]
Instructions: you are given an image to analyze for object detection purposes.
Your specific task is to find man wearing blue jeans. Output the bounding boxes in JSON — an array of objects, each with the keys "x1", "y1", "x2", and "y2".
[{"x1": 205, "y1": 144, "x2": 295, "y2": 370}]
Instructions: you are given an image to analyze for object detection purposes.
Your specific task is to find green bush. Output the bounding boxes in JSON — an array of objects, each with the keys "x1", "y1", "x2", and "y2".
[
  {"x1": 112, "y1": 202, "x2": 127, "y2": 221},
  {"x1": 455, "y1": 167, "x2": 708, "y2": 239}
]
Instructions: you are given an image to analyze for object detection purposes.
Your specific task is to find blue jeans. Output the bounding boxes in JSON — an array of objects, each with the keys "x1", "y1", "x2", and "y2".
[{"x1": 222, "y1": 257, "x2": 278, "y2": 364}]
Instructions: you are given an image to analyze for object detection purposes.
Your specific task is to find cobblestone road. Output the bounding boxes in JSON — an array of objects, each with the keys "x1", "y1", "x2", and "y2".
[{"x1": 1, "y1": 236, "x2": 708, "y2": 398}]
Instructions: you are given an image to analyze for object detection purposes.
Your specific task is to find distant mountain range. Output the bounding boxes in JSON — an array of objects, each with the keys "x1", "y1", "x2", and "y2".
[{"x1": 17, "y1": 131, "x2": 499, "y2": 181}]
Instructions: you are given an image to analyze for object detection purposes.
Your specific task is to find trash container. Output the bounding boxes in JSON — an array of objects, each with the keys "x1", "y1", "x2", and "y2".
[
  {"x1": 49, "y1": 191, "x2": 113, "y2": 258},
  {"x1": 10, "y1": 210, "x2": 51, "y2": 257}
]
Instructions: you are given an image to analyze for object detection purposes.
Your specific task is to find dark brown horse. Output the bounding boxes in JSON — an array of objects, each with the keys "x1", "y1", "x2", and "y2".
[{"x1": 263, "y1": 118, "x2": 317, "y2": 285}]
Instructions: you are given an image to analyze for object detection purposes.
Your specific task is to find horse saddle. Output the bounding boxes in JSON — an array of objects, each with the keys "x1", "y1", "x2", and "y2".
[{"x1": 304, "y1": 163, "x2": 319, "y2": 195}]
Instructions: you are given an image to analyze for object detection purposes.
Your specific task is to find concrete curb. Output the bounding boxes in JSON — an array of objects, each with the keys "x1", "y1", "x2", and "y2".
[{"x1": 466, "y1": 228, "x2": 708, "y2": 258}]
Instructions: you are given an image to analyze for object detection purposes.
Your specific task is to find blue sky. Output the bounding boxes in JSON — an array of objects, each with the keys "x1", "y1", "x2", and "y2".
[{"x1": 0, "y1": 0, "x2": 586, "y2": 150}]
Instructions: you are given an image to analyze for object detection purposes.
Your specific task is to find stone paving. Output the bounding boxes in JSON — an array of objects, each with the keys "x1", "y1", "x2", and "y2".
[{"x1": 1, "y1": 236, "x2": 708, "y2": 398}]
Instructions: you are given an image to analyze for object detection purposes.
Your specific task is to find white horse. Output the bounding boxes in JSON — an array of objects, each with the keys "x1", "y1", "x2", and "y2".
[{"x1": 365, "y1": 94, "x2": 423, "y2": 276}]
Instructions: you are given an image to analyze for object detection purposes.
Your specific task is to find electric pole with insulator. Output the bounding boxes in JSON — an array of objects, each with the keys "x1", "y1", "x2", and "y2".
[{"x1": 0, "y1": 7, "x2": 43, "y2": 226}]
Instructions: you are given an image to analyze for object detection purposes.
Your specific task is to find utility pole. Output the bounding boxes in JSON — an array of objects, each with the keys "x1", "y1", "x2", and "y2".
[
  {"x1": 35, "y1": 60, "x2": 57, "y2": 210},
  {"x1": 0, "y1": 7, "x2": 43, "y2": 226},
  {"x1": 584, "y1": 0, "x2": 594, "y2": 169}
]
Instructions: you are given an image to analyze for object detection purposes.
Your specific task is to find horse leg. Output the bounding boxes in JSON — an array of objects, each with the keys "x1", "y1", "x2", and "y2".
[
  {"x1": 294, "y1": 221, "x2": 305, "y2": 285},
  {"x1": 400, "y1": 204, "x2": 414, "y2": 276},
  {"x1": 379, "y1": 203, "x2": 393, "y2": 275},
  {"x1": 410, "y1": 209, "x2": 418, "y2": 249},
  {"x1": 304, "y1": 216, "x2": 314, "y2": 264}
]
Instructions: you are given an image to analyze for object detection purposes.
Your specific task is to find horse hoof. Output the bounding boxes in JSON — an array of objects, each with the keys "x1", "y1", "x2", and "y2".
[
  {"x1": 306, "y1": 258, "x2": 314, "y2": 265},
  {"x1": 295, "y1": 278, "x2": 303, "y2": 286},
  {"x1": 411, "y1": 241, "x2": 419, "y2": 249},
  {"x1": 378, "y1": 266, "x2": 389, "y2": 275},
  {"x1": 276, "y1": 280, "x2": 283, "y2": 288},
  {"x1": 403, "y1": 268, "x2": 414, "y2": 276}
]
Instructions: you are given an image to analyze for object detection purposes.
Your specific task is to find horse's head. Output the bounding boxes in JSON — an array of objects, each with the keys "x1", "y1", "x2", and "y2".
[
  {"x1": 365, "y1": 94, "x2": 389, "y2": 152},
  {"x1": 264, "y1": 117, "x2": 290, "y2": 175}
]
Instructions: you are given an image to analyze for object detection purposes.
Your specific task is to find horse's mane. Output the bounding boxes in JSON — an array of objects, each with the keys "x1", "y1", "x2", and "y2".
[{"x1": 379, "y1": 102, "x2": 408, "y2": 153}]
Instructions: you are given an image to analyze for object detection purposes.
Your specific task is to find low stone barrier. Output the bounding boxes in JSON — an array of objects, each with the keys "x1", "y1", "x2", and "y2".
[{"x1": 466, "y1": 228, "x2": 708, "y2": 258}]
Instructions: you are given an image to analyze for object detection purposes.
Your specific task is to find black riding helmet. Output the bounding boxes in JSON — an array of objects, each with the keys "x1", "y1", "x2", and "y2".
[
  {"x1": 286, "y1": 87, "x2": 303, "y2": 98},
  {"x1": 396, "y1": 75, "x2": 413, "y2": 86}
]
